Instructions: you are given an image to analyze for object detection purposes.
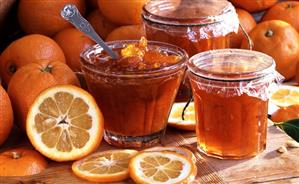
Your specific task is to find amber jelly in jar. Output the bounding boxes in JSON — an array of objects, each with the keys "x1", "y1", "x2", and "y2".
[
  {"x1": 81, "y1": 40, "x2": 187, "y2": 148},
  {"x1": 142, "y1": 0, "x2": 239, "y2": 56},
  {"x1": 187, "y1": 49, "x2": 282, "y2": 159},
  {"x1": 143, "y1": 0, "x2": 239, "y2": 101}
]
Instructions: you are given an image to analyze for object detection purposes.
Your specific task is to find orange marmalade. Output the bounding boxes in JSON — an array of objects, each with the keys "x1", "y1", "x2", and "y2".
[
  {"x1": 142, "y1": 0, "x2": 239, "y2": 101},
  {"x1": 142, "y1": 0, "x2": 239, "y2": 56},
  {"x1": 187, "y1": 49, "x2": 280, "y2": 159},
  {"x1": 81, "y1": 38, "x2": 187, "y2": 148}
]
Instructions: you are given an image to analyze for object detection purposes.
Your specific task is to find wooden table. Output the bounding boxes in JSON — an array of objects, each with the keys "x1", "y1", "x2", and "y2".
[{"x1": 0, "y1": 121, "x2": 299, "y2": 184}]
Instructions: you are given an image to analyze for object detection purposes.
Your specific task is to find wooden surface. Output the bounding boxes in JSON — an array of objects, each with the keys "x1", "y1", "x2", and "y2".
[{"x1": 0, "y1": 121, "x2": 299, "y2": 184}]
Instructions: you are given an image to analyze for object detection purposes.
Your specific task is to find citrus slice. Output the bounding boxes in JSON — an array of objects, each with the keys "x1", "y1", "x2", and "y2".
[
  {"x1": 270, "y1": 85, "x2": 299, "y2": 107},
  {"x1": 168, "y1": 102, "x2": 196, "y2": 131},
  {"x1": 129, "y1": 151, "x2": 196, "y2": 184},
  {"x1": 26, "y1": 85, "x2": 104, "y2": 162},
  {"x1": 144, "y1": 146, "x2": 196, "y2": 163},
  {"x1": 72, "y1": 149, "x2": 138, "y2": 182}
]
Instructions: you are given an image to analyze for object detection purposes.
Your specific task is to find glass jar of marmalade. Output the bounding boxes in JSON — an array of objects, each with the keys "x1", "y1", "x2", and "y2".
[
  {"x1": 142, "y1": 0, "x2": 239, "y2": 56},
  {"x1": 187, "y1": 49, "x2": 283, "y2": 159},
  {"x1": 142, "y1": 0, "x2": 239, "y2": 101},
  {"x1": 81, "y1": 40, "x2": 187, "y2": 148}
]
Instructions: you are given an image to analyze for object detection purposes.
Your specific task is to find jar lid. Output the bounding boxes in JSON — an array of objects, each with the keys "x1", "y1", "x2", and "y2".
[
  {"x1": 187, "y1": 49, "x2": 278, "y2": 82},
  {"x1": 142, "y1": 0, "x2": 239, "y2": 38}
]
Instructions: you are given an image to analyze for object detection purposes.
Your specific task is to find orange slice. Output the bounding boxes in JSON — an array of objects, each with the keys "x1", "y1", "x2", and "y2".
[
  {"x1": 72, "y1": 149, "x2": 138, "y2": 183},
  {"x1": 144, "y1": 146, "x2": 196, "y2": 163},
  {"x1": 168, "y1": 102, "x2": 196, "y2": 131},
  {"x1": 270, "y1": 85, "x2": 299, "y2": 107},
  {"x1": 26, "y1": 85, "x2": 104, "y2": 162},
  {"x1": 129, "y1": 151, "x2": 196, "y2": 184}
]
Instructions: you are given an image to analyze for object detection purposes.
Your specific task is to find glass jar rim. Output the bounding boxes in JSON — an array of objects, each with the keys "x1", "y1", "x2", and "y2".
[
  {"x1": 142, "y1": 0, "x2": 236, "y2": 26},
  {"x1": 187, "y1": 49, "x2": 276, "y2": 82},
  {"x1": 80, "y1": 40, "x2": 188, "y2": 78}
]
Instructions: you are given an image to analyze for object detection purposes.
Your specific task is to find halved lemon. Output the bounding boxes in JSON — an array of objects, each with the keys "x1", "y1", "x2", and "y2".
[
  {"x1": 168, "y1": 102, "x2": 196, "y2": 131},
  {"x1": 26, "y1": 85, "x2": 104, "y2": 162},
  {"x1": 270, "y1": 85, "x2": 299, "y2": 107},
  {"x1": 144, "y1": 146, "x2": 196, "y2": 163},
  {"x1": 129, "y1": 151, "x2": 196, "y2": 184},
  {"x1": 72, "y1": 149, "x2": 138, "y2": 182}
]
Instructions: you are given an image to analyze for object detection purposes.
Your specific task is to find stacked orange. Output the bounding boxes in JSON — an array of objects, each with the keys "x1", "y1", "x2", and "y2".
[
  {"x1": 0, "y1": 0, "x2": 299, "y2": 182},
  {"x1": 228, "y1": 1, "x2": 299, "y2": 82},
  {"x1": 94, "y1": 0, "x2": 147, "y2": 41},
  {"x1": 0, "y1": 0, "x2": 105, "y2": 177}
]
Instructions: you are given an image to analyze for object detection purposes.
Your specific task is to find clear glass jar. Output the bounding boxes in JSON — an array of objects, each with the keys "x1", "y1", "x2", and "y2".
[
  {"x1": 187, "y1": 49, "x2": 282, "y2": 159},
  {"x1": 142, "y1": 0, "x2": 239, "y2": 56},
  {"x1": 142, "y1": 0, "x2": 239, "y2": 101},
  {"x1": 81, "y1": 40, "x2": 188, "y2": 148}
]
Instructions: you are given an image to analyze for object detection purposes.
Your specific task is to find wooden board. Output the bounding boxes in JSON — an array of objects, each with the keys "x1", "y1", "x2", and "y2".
[{"x1": 0, "y1": 121, "x2": 299, "y2": 184}]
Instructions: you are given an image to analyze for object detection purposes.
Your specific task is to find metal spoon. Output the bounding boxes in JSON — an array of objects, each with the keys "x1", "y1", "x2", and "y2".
[{"x1": 61, "y1": 4, "x2": 118, "y2": 59}]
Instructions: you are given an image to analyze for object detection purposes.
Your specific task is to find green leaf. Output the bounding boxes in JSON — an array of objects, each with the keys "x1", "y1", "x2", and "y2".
[{"x1": 275, "y1": 119, "x2": 299, "y2": 142}]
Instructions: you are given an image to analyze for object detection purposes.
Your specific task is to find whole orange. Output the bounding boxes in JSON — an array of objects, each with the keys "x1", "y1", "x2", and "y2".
[
  {"x1": 0, "y1": 34, "x2": 66, "y2": 87},
  {"x1": 0, "y1": 148, "x2": 47, "y2": 176},
  {"x1": 54, "y1": 28, "x2": 95, "y2": 72},
  {"x1": 0, "y1": 85, "x2": 13, "y2": 146},
  {"x1": 229, "y1": 0, "x2": 278, "y2": 12},
  {"x1": 97, "y1": 0, "x2": 149, "y2": 25},
  {"x1": 8, "y1": 60, "x2": 80, "y2": 131},
  {"x1": 241, "y1": 20, "x2": 299, "y2": 80},
  {"x1": 106, "y1": 25, "x2": 145, "y2": 42},
  {"x1": 262, "y1": 1, "x2": 299, "y2": 32},
  {"x1": 230, "y1": 8, "x2": 256, "y2": 48},
  {"x1": 87, "y1": 9, "x2": 118, "y2": 40},
  {"x1": 271, "y1": 105, "x2": 299, "y2": 122},
  {"x1": 18, "y1": 0, "x2": 86, "y2": 36}
]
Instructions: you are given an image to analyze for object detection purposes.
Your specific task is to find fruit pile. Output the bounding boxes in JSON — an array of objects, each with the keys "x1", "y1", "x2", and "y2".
[
  {"x1": 230, "y1": 0, "x2": 299, "y2": 81},
  {"x1": 229, "y1": 0, "x2": 299, "y2": 128},
  {"x1": 0, "y1": 0, "x2": 299, "y2": 183}
]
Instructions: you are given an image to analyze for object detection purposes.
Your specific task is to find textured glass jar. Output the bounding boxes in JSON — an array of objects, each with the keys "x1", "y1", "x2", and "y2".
[
  {"x1": 187, "y1": 49, "x2": 281, "y2": 159},
  {"x1": 81, "y1": 40, "x2": 188, "y2": 148},
  {"x1": 143, "y1": 0, "x2": 239, "y2": 101}
]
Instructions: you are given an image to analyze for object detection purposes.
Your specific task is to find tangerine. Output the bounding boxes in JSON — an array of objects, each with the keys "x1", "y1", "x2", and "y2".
[
  {"x1": 271, "y1": 104, "x2": 299, "y2": 122},
  {"x1": 106, "y1": 25, "x2": 145, "y2": 42},
  {"x1": 87, "y1": 9, "x2": 118, "y2": 40},
  {"x1": 8, "y1": 60, "x2": 80, "y2": 131},
  {"x1": 54, "y1": 28, "x2": 95, "y2": 72},
  {"x1": 18, "y1": 0, "x2": 86, "y2": 36},
  {"x1": 229, "y1": 0, "x2": 278, "y2": 12},
  {"x1": 97, "y1": 0, "x2": 149, "y2": 25},
  {"x1": 230, "y1": 8, "x2": 256, "y2": 48},
  {"x1": 0, "y1": 148, "x2": 47, "y2": 176},
  {"x1": 0, "y1": 34, "x2": 66, "y2": 87},
  {"x1": 262, "y1": 1, "x2": 299, "y2": 32},
  {"x1": 241, "y1": 20, "x2": 299, "y2": 80},
  {"x1": 0, "y1": 85, "x2": 13, "y2": 146}
]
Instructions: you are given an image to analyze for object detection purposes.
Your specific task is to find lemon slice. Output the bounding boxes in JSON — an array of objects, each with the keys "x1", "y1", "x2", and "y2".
[
  {"x1": 72, "y1": 149, "x2": 138, "y2": 182},
  {"x1": 129, "y1": 151, "x2": 196, "y2": 184},
  {"x1": 26, "y1": 85, "x2": 104, "y2": 162},
  {"x1": 270, "y1": 85, "x2": 299, "y2": 107},
  {"x1": 144, "y1": 146, "x2": 196, "y2": 163},
  {"x1": 168, "y1": 102, "x2": 196, "y2": 131}
]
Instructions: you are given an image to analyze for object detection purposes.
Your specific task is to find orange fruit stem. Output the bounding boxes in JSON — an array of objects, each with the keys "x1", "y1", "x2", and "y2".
[{"x1": 11, "y1": 152, "x2": 21, "y2": 159}]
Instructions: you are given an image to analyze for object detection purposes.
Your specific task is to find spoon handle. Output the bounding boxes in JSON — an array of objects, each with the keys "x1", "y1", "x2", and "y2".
[{"x1": 61, "y1": 4, "x2": 118, "y2": 59}]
